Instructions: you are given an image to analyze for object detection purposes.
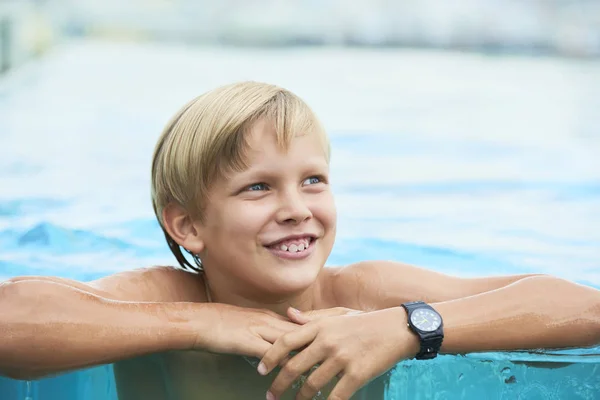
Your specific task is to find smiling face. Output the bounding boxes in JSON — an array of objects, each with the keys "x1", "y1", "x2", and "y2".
[{"x1": 196, "y1": 119, "x2": 336, "y2": 302}]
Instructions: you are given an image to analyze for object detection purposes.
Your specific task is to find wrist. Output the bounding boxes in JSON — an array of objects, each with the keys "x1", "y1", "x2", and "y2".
[
  {"x1": 390, "y1": 307, "x2": 421, "y2": 359},
  {"x1": 150, "y1": 302, "x2": 214, "y2": 351},
  {"x1": 400, "y1": 301, "x2": 445, "y2": 360}
]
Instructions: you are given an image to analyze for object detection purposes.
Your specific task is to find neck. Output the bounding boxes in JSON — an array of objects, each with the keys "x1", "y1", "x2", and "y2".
[{"x1": 201, "y1": 271, "x2": 326, "y2": 316}]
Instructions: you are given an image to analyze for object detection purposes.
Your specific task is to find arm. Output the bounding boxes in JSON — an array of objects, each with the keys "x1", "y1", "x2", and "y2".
[
  {"x1": 330, "y1": 261, "x2": 600, "y2": 351},
  {"x1": 327, "y1": 260, "x2": 546, "y2": 308},
  {"x1": 259, "y1": 264, "x2": 600, "y2": 400},
  {"x1": 434, "y1": 274, "x2": 600, "y2": 353},
  {"x1": 0, "y1": 268, "x2": 202, "y2": 380},
  {"x1": 0, "y1": 267, "x2": 297, "y2": 380}
]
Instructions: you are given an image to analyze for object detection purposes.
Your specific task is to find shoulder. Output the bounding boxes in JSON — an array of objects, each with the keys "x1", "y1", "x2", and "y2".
[
  {"x1": 320, "y1": 260, "x2": 545, "y2": 311},
  {"x1": 322, "y1": 260, "x2": 405, "y2": 288},
  {"x1": 88, "y1": 265, "x2": 207, "y2": 303},
  {"x1": 319, "y1": 260, "x2": 469, "y2": 310},
  {"x1": 318, "y1": 261, "x2": 389, "y2": 310}
]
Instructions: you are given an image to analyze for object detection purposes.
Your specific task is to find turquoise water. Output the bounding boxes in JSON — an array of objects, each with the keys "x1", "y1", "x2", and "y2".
[{"x1": 0, "y1": 40, "x2": 599, "y2": 399}]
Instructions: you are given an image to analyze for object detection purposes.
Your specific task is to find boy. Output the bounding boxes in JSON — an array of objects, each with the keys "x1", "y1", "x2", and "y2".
[{"x1": 1, "y1": 81, "x2": 599, "y2": 400}]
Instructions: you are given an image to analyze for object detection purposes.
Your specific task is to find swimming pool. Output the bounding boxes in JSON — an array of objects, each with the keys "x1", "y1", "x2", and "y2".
[{"x1": 0, "y1": 40, "x2": 599, "y2": 399}]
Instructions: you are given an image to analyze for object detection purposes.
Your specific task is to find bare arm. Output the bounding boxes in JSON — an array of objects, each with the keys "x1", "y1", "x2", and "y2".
[
  {"x1": 260, "y1": 272, "x2": 600, "y2": 400},
  {"x1": 0, "y1": 268, "x2": 203, "y2": 380},
  {"x1": 327, "y1": 260, "x2": 546, "y2": 309},
  {"x1": 434, "y1": 275, "x2": 600, "y2": 353},
  {"x1": 0, "y1": 267, "x2": 297, "y2": 380},
  {"x1": 329, "y1": 261, "x2": 600, "y2": 352}
]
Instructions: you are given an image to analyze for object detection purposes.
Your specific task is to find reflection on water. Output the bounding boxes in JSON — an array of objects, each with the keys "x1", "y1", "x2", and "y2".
[{"x1": 0, "y1": 40, "x2": 599, "y2": 286}]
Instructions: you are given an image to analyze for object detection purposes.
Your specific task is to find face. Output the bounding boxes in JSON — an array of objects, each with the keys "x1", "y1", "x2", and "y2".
[{"x1": 197, "y1": 120, "x2": 336, "y2": 300}]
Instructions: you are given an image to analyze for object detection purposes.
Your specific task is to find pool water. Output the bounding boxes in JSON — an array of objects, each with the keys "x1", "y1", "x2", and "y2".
[{"x1": 0, "y1": 40, "x2": 599, "y2": 399}]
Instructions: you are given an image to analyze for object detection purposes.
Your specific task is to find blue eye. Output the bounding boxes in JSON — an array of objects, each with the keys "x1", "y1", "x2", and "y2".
[
  {"x1": 303, "y1": 176, "x2": 321, "y2": 185},
  {"x1": 247, "y1": 183, "x2": 269, "y2": 191}
]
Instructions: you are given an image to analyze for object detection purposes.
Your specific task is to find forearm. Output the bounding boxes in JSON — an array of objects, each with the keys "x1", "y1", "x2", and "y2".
[
  {"x1": 433, "y1": 276, "x2": 600, "y2": 354},
  {"x1": 0, "y1": 279, "x2": 203, "y2": 380}
]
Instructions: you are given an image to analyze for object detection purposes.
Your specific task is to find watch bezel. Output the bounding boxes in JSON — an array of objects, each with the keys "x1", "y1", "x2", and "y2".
[
  {"x1": 408, "y1": 307, "x2": 443, "y2": 332},
  {"x1": 402, "y1": 301, "x2": 445, "y2": 360}
]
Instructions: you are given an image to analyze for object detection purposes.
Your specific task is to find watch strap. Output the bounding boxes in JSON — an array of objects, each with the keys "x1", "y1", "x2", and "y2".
[
  {"x1": 401, "y1": 301, "x2": 444, "y2": 360},
  {"x1": 415, "y1": 334, "x2": 444, "y2": 360}
]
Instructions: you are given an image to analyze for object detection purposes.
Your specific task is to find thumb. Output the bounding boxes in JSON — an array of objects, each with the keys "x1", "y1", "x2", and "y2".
[{"x1": 287, "y1": 307, "x2": 358, "y2": 324}]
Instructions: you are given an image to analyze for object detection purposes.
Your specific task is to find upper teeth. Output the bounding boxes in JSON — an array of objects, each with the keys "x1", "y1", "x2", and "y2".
[{"x1": 279, "y1": 239, "x2": 310, "y2": 252}]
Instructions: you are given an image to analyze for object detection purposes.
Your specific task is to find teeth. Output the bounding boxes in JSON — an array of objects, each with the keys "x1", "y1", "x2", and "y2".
[{"x1": 277, "y1": 239, "x2": 311, "y2": 252}]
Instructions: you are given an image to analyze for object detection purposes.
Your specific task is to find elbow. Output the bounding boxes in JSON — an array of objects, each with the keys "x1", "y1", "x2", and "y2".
[
  {"x1": 0, "y1": 278, "x2": 32, "y2": 310},
  {"x1": 529, "y1": 275, "x2": 600, "y2": 345},
  {"x1": 520, "y1": 274, "x2": 597, "y2": 292},
  {"x1": 0, "y1": 366, "x2": 52, "y2": 381},
  {"x1": 0, "y1": 368, "x2": 42, "y2": 381},
  {"x1": 0, "y1": 281, "x2": 46, "y2": 381}
]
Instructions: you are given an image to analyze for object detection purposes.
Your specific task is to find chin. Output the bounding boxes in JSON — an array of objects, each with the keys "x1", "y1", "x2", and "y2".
[{"x1": 262, "y1": 259, "x2": 324, "y2": 295}]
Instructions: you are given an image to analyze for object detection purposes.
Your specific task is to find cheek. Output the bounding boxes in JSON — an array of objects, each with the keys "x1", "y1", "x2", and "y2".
[
  {"x1": 313, "y1": 193, "x2": 337, "y2": 228},
  {"x1": 217, "y1": 201, "x2": 271, "y2": 235}
]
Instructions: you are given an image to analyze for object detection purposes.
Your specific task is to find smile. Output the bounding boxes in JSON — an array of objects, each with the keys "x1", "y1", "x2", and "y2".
[{"x1": 265, "y1": 237, "x2": 316, "y2": 260}]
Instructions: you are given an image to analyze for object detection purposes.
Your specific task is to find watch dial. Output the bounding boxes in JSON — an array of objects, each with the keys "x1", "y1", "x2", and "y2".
[{"x1": 410, "y1": 308, "x2": 442, "y2": 332}]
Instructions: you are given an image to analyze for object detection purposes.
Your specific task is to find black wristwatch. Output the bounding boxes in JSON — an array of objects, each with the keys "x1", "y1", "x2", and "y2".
[{"x1": 401, "y1": 301, "x2": 444, "y2": 360}]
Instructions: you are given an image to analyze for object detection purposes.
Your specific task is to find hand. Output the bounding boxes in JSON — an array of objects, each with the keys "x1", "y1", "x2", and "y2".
[
  {"x1": 195, "y1": 303, "x2": 301, "y2": 359},
  {"x1": 258, "y1": 307, "x2": 419, "y2": 400}
]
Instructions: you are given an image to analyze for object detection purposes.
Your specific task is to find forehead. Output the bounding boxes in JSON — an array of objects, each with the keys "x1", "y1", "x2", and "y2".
[
  {"x1": 206, "y1": 119, "x2": 329, "y2": 201},
  {"x1": 243, "y1": 119, "x2": 328, "y2": 165}
]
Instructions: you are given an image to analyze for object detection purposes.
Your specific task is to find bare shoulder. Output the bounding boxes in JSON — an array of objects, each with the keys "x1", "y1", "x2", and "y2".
[
  {"x1": 317, "y1": 262, "x2": 382, "y2": 310},
  {"x1": 321, "y1": 260, "x2": 541, "y2": 311},
  {"x1": 88, "y1": 266, "x2": 207, "y2": 303},
  {"x1": 324, "y1": 261, "x2": 462, "y2": 311}
]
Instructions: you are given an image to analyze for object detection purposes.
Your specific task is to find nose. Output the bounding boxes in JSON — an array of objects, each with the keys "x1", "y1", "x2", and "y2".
[{"x1": 275, "y1": 188, "x2": 313, "y2": 225}]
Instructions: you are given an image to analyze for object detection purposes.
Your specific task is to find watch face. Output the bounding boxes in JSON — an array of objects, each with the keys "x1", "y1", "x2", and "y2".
[{"x1": 410, "y1": 308, "x2": 442, "y2": 332}]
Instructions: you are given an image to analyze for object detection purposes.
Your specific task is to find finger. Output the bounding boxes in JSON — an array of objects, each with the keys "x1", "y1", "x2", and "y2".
[
  {"x1": 278, "y1": 354, "x2": 292, "y2": 368},
  {"x1": 259, "y1": 309, "x2": 293, "y2": 322},
  {"x1": 295, "y1": 359, "x2": 342, "y2": 400},
  {"x1": 327, "y1": 370, "x2": 366, "y2": 400},
  {"x1": 274, "y1": 319, "x2": 303, "y2": 333},
  {"x1": 268, "y1": 344, "x2": 326, "y2": 399},
  {"x1": 259, "y1": 320, "x2": 303, "y2": 344},
  {"x1": 243, "y1": 337, "x2": 272, "y2": 359},
  {"x1": 287, "y1": 307, "x2": 356, "y2": 324},
  {"x1": 286, "y1": 308, "x2": 311, "y2": 324},
  {"x1": 259, "y1": 325, "x2": 318, "y2": 375}
]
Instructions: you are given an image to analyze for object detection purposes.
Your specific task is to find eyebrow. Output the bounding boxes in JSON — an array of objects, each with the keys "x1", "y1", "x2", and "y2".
[{"x1": 228, "y1": 158, "x2": 329, "y2": 185}]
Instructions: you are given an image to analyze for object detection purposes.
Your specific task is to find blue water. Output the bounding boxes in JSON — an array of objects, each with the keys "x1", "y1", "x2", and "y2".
[{"x1": 1, "y1": 40, "x2": 599, "y2": 399}]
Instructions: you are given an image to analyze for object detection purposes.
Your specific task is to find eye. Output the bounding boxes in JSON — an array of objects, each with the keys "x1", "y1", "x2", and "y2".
[
  {"x1": 246, "y1": 182, "x2": 269, "y2": 191},
  {"x1": 302, "y1": 176, "x2": 323, "y2": 186}
]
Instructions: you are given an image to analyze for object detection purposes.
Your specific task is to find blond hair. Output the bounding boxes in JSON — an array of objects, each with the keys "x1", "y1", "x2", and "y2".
[{"x1": 151, "y1": 81, "x2": 330, "y2": 271}]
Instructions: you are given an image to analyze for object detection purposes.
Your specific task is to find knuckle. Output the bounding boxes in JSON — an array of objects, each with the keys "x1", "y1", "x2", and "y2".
[
  {"x1": 344, "y1": 369, "x2": 363, "y2": 383},
  {"x1": 333, "y1": 350, "x2": 351, "y2": 365},
  {"x1": 301, "y1": 377, "x2": 321, "y2": 394},
  {"x1": 321, "y1": 337, "x2": 339, "y2": 352},
  {"x1": 280, "y1": 334, "x2": 295, "y2": 348},
  {"x1": 281, "y1": 364, "x2": 300, "y2": 380}
]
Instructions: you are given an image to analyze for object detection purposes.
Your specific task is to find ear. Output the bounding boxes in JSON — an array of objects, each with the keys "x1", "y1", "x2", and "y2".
[{"x1": 162, "y1": 203, "x2": 205, "y2": 254}]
